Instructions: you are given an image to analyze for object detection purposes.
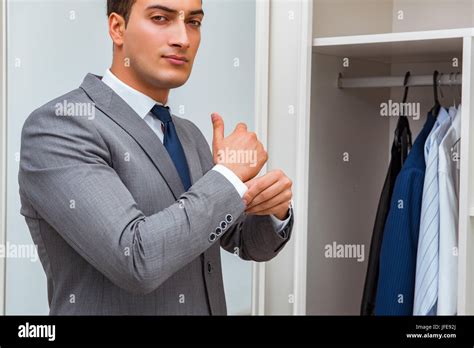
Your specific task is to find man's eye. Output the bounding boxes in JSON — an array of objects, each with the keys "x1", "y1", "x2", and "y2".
[
  {"x1": 152, "y1": 16, "x2": 167, "y2": 22},
  {"x1": 189, "y1": 20, "x2": 202, "y2": 27}
]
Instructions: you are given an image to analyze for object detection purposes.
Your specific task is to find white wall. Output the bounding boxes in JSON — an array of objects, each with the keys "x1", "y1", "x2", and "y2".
[
  {"x1": 313, "y1": 0, "x2": 474, "y2": 38},
  {"x1": 392, "y1": 0, "x2": 474, "y2": 33},
  {"x1": 6, "y1": 0, "x2": 113, "y2": 315},
  {"x1": 5, "y1": 0, "x2": 255, "y2": 315},
  {"x1": 307, "y1": 55, "x2": 391, "y2": 314},
  {"x1": 313, "y1": 0, "x2": 394, "y2": 37}
]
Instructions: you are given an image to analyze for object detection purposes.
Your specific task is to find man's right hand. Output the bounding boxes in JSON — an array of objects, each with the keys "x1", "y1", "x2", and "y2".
[{"x1": 211, "y1": 112, "x2": 268, "y2": 182}]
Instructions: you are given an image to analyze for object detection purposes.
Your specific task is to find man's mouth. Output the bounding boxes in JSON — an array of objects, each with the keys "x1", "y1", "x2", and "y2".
[{"x1": 163, "y1": 55, "x2": 188, "y2": 65}]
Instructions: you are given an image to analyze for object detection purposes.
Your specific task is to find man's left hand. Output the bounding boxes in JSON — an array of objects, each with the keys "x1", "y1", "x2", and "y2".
[{"x1": 242, "y1": 169, "x2": 292, "y2": 220}]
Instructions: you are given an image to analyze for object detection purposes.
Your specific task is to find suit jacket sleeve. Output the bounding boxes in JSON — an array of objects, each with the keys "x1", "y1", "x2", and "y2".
[
  {"x1": 18, "y1": 105, "x2": 248, "y2": 295},
  {"x1": 187, "y1": 121, "x2": 294, "y2": 262}
]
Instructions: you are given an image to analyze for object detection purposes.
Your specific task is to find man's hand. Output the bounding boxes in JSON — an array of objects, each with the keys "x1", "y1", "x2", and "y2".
[
  {"x1": 211, "y1": 112, "x2": 268, "y2": 182},
  {"x1": 242, "y1": 169, "x2": 292, "y2": 220}
]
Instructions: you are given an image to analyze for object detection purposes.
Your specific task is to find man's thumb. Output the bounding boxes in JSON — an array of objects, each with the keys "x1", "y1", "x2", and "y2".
[{"x1": 211, "y1": 113, "x2": 224, "y2": 148}]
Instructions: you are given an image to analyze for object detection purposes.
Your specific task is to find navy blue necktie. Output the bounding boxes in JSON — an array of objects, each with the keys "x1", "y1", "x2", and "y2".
[{"x1": 151, "y1": 105, "x2": 192, "y2": 191}]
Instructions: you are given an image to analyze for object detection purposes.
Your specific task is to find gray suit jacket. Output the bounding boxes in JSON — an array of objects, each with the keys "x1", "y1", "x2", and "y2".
[{"x1": 18, "y1": 73, "x2": 294, "y2": 315}]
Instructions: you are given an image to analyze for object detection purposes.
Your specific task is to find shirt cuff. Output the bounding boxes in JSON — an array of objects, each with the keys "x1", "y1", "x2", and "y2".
[
  {"x1": 211, "y1": 164, "x2": 248, "y2": 198},
  {"x1": 270, "y1": 200, "x2": 293, "y2": 237}
]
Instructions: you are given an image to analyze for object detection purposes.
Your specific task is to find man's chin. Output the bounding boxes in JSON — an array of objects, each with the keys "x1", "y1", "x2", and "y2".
[
  {"x1": 163, "y1": 79, "x2": 188, "y2": 89},
  {"x1": 160, "y1": 74, "x2": 191, "y2": 89},
  {"x1": 145, "y1": 72, "x2": 189, "y2": 89}
]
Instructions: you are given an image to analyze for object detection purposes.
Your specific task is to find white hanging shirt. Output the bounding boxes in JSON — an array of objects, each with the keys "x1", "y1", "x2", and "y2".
[{"x1": 437, "y1": 106, "x2": 461, "y2": 315}]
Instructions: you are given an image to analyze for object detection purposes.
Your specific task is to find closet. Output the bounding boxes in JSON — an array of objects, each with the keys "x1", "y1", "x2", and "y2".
[
  {"x1": 301, "y1": 0, "x2": 474, "y2": 315},
  {"x1": 228, "y1": 0, "x2": 474, "y2": 316}
]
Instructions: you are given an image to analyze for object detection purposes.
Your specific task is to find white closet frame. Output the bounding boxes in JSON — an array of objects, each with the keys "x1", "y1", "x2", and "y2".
[
  {"x1": 260, "y1": 1, "x2": 474, "y2": 315},
  {"x1": 252, "y1": 0, "x2": 313, "y2": 315}
]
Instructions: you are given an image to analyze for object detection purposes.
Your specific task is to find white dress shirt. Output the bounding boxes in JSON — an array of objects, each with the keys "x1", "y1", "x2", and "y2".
[
  {"x1": 437, "y1": 105, "x2": 461, "y2": 315},
  {"x1": 101, "y1": 69, "x2": 291, "y2": 233},
  {"x1": 414, "y1": 107, "x2": 453, "y2": 316}
]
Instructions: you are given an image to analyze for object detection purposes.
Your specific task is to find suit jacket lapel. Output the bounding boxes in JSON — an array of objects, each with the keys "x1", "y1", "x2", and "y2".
[
  {"x1": 174, "y1": 119, "x2": 203, "y2": 186},
  {"x1": 79, "y1": 73, "x2": 189, "y2": 200}
]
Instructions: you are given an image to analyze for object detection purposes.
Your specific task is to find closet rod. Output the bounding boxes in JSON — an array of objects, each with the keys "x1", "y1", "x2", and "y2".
[{"x1": 337, "y1": 73, "x2": 462, "y2": 89}]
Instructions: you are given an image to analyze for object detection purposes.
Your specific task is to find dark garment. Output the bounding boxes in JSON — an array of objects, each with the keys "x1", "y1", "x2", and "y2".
[{"x1": 360, "y1": 116, "x2": 412, "y2": 315}]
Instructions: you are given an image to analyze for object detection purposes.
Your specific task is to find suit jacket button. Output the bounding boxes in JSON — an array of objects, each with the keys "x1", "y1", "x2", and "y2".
[
  {"x1": 220, "y1": 221, "x2": 227, "y2": 230},
  {"x1": 215, "y1": 227, "x2": 222, "y2": 236},
  {"x1": 225, "y1": 214, "x2": 233, "y2": 223},
  {"x1": 207, "y1": 261, "x2": 213, "y2": 273},
  {"x1": 209, "y1": 232, "x2": 217, "y2": 242}
]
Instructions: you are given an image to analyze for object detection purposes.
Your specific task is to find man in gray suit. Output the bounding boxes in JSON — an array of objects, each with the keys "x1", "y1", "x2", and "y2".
[{"x1": 18, "y1": 0, "x2": 294, "y2": 315}]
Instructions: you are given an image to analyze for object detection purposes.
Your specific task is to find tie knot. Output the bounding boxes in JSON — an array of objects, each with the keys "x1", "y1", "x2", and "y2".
[{"x1": 151, "y1": 104, "x2": 172, "y2": 123}]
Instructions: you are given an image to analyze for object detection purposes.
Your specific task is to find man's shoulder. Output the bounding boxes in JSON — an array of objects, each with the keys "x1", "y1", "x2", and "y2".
[{"x1": 23, "y1": 87, "x2": 95, "y2": 130}]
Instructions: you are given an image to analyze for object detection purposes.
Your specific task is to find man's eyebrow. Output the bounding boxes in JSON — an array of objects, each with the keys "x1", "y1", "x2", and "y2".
[{"x1": 145, "y1": 4, "x2": 205, "y2": 16}]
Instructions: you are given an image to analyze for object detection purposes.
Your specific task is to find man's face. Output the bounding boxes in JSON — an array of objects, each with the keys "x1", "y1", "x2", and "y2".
[{"x1": 121, "y1": 0, "x2": 203, "y2": 89}]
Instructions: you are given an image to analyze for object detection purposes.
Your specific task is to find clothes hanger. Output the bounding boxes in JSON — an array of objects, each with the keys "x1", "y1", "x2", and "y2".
[
  {"x1": 431, "y1": 70, "x2": 441, "y2": 117},
  {"x1": 395, "y1": 71, "x2": 413, "y2": 159},
  {"x1": 402, "y1": 71, "x2": 410, "y2": 106}
]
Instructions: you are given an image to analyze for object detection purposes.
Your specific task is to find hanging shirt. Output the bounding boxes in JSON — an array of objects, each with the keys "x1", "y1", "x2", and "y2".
[
  {"x1": 375, "y1": 112, "x2": 436, "y2": 315},
  {"x1": 437, "y1": 106, "x2": 461, "y2": 315},
  {"x1": 414, "y1": 107, "x2": 453, "y2": 316}
]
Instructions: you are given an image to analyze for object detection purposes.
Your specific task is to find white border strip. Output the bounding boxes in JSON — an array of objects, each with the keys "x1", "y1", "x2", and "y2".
[
  {"x1": 0, "y1": 0, "x2": 7, "y2": 315},
  {"x1": 458, "y1": 36, "x2": 473, "y2": 315}
]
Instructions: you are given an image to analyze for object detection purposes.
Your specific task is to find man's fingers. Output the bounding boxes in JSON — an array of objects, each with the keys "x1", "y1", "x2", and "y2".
[
  {"x1": 211, "y1": 113, "x2": 225, "y2": 151},
  {"x1": 235, "y1": 122, "x2": 248, "y2": 132},
  {"x1": 243, "y1": 170, "x2": 283, "y2": 204},
  {"x1": 243, "y1": 172, "x2": 279, "y2": 205},
  {"x1": 244, "y1": 176, "x2": 258, "y2": 189},
  {"x1": 247, "y1": 201, "x2": 291, "y2": 217},
  {"x1": 246, "y1": 178, "x2": 286, "y2": 209},
  {"x1": 245, "y1": 190, "x2": 292, "y2": 214}
]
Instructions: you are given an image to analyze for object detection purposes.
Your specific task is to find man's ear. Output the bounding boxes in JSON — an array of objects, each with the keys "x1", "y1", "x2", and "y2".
[{"x1": 108, "y1": 13, "x2": 126, "y2": 48}]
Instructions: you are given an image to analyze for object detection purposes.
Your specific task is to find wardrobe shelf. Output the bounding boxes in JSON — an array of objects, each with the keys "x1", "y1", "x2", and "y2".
[
  {"x1": 313, "y1": 28, "x2": 474, "y2": 47},
  {"x1": 312, "y1": 28, "x2": 473, "y2": 64}
]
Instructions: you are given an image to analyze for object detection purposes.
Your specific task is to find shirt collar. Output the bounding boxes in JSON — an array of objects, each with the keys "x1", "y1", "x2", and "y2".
[
  {"x1": 437, "y1": 106, "x2": 450, "y2": 124},
  {"x1": 101, "y1": 69, "x2": 168, "y2": 119}
]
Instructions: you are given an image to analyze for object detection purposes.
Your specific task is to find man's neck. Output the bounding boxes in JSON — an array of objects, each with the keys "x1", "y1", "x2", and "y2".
[{"x1": 109, "y1": 65, "x2": 169, "y2": 105}]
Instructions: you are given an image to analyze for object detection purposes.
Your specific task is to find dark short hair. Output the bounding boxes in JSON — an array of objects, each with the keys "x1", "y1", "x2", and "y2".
[
  {"x1": 107, "y1": 0, "x2": 137, "y2": 26},
  {"x1": 107, "y1": 0, "x2": 203, "y2": 26}
]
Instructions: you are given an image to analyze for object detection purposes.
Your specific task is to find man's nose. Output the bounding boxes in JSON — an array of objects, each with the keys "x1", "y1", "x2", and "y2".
[{"x1": 169, "y1": 21, "x2": 190, "y2": 48}]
